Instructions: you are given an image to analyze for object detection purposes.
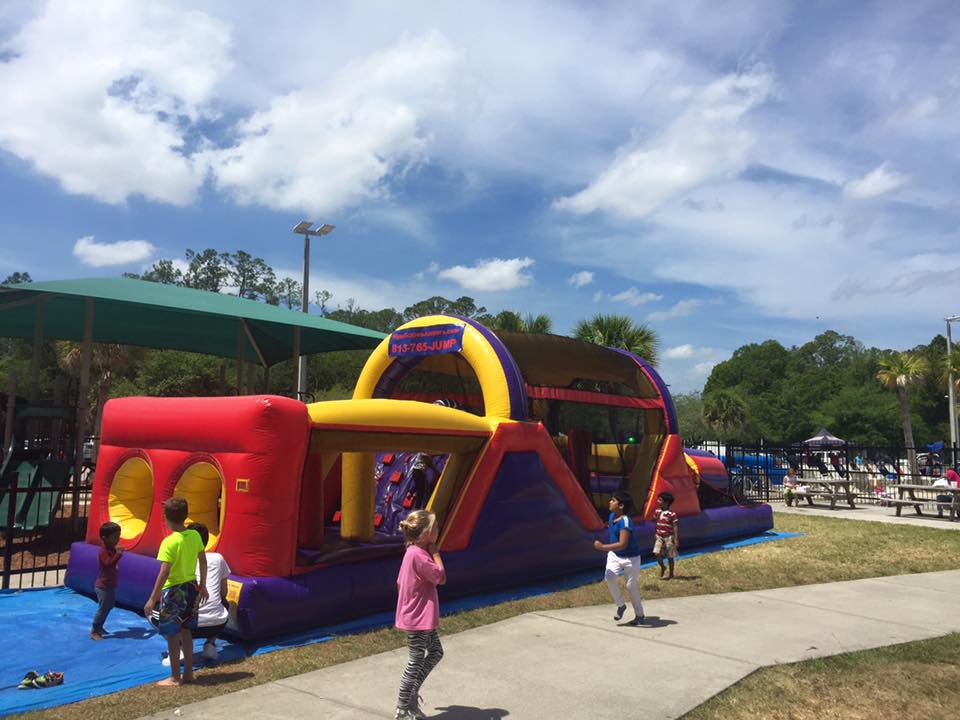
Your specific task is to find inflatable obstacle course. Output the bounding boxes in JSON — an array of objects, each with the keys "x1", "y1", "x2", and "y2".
[{"x1": 66, "y1": 314, "x2": 771, "y2": 639}]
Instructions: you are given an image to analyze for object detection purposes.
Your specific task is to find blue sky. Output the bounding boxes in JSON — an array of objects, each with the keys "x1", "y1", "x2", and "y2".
[{"x1": 1, "y1": 1, "x2": 957, "y2": 392}]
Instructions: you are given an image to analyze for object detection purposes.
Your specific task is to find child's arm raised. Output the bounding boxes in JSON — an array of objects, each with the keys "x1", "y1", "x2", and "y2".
[
  {"x1": 144, "y1": 562, "x2": 171, "y2": 618},
  {"x1": 428, "y1": 543, "x2": 446, "y2": 586}
]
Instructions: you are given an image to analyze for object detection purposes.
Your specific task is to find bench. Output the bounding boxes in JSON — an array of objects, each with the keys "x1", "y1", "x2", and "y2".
[
  {"x1": 884, "y1": 498, "x2": 925, "y2": 515},
  {"x1": 890, "y1": 484, "x2": 960, "y2": 521},
  {"x1": 799, "y1": 490, "x2": 855, "y2": 510}
]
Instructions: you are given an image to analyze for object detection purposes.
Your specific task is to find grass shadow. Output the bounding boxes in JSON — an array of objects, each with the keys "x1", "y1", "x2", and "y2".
[
  {"x1": 190, "y1": 671, "x2": 255, "y2": 687},
  {"x1": 665, "y1": 575, "x2": 701, "y2": 582}
]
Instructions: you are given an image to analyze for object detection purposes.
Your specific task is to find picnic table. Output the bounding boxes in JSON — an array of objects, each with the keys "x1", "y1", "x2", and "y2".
[
  {"x1": 888, "y1": 483, "x2": 960, "y2": 521},
  {"x1": 800, "y1": 477, "x2": 857, "y2": 510}
]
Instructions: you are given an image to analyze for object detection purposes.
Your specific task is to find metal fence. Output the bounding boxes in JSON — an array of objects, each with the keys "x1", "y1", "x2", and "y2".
[
  {"x1": 690, "y1": 441, "x2": 957, "y2": 506},
  {"x1": 1, "y1": 472, "x2": 92, "y2": 590}
]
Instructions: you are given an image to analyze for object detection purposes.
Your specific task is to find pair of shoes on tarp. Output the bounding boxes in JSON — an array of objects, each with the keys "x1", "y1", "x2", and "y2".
[{"x1": 18, "y1": 671, "x2": 64, "y2": 689}]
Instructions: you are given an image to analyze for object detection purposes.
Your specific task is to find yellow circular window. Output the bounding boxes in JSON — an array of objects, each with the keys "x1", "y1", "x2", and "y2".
[
  {"x1": 108, "y1": 457, "x2": 153, "y2": 541},
  {"x1": 174, "y1": 461, "x2": 225, "y2": 549}
]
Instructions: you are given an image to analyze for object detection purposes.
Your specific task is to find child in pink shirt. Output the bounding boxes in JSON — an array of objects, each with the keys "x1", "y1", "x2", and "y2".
[{"x1": 394, "y1": 510, "x2": 445, "y2": 720}]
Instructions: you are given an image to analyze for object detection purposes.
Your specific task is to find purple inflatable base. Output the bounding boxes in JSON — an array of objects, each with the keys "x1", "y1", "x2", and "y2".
[{"x1": 65, "y1": 503, "x2": 771, "y2": 641}]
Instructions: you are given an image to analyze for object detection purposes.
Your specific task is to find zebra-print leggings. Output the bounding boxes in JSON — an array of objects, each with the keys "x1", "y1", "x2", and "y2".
[{"x1": 397, "y1": 629, "x2": 444, "y2": 709}]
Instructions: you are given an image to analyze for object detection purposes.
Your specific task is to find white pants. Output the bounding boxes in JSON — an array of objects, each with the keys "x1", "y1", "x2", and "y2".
[{"x1": 604, "y1": 552, "x2": 644, "y2": 616}]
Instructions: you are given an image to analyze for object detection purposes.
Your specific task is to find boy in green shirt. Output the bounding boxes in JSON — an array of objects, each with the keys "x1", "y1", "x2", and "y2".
[{"x1": 144, "y1": 496, "x2": 208, "y2": 686}]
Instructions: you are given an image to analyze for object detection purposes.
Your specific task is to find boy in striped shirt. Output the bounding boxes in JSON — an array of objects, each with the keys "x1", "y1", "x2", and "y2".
[{"x1": 653, "y1": 492, "x2": 679, "y2": 580}]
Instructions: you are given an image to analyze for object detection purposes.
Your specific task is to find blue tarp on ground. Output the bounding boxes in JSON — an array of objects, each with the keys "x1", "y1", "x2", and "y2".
[{"x1": 0, "y1": 530, "x2": 799, "y2": 716}]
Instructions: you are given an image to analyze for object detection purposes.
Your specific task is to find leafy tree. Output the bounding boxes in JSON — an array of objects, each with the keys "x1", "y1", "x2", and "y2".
[
  {"x1": 183, "y1": 249, "x2": 230, "y2": 291},
  {"x1": 139, "y1": 259, "x2": 184, "y2": 285},
  {"x1": 876, "y1": 351, "x2": 928, "y2": 475},
  {"x1": 224, "y1": 250, "x2": 277, "y2": 302},
  {"x1": 275, "y1": 277, "x2": 302, "y2": 310},
  {"x1": 57, "y1": 342, "x2": 146, "y2": 445},
  {"x1": 402, "y1": 296, "x2": 488, "y2": 321},
  {"x1": 2, "y1": 272, "x2": 32, "y2": 284},
  {"x1": 489, "y1": 310, "x2": 524, "y2": 332},
  {"x1": 673, "y1": 391, "x2": 709, "y2": 442},
  {"x1": 327, "y1": 304, "x2": 404, "y2": 334},
  {"x1": 523, "y1": 313, "x2": 553, "y2": 334},
  {"x1": 572, "y1": 313, "x2": 660, "y2": 365},
  {"x1": 703, "y1": 389, "x2": 747, "y2": 439},
  {"x1": 112, "y1": 350, "x2": 226, "y2": 398},
  {"x1": 314, "y1": 289, "x2": 333, "y2": 316}
]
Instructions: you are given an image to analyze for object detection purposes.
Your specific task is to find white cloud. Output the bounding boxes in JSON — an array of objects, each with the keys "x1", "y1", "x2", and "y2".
[
  {"x1": 693, "y1": 360, "x2": 719, "y2": 376},
  {"x1": 0, "y1": 1, "x2": 230, "y2": 205},
  {"x1": 554, "y1": 66, "x2": 776, "y2": 218},
  {"x1": 414, "y1": 261, "x2": 440, "y2": 282},
  {"x1": 437, "y1": 257, "x2": 534, "y2": 291},
  {"x1": 208, "y1": 32, "x2": 459, "y2": 214},
  {"x1": 73, "y1": 236, "x2": 154, "y2": 267},
  {"x1": 648, "y1": 299, "x2": 703, "y2": 322},
  {"x1": 557, "y1": 175, "x2": 958, "y2": 329},
  {"x1": 665, "y1": 344, "x2": 695, "y2": 359},
  {"x1": 592, "y1": 290, "x2": 605, "y2": 303},
  {"x1": 665, "y1": 344, "x2": 718, "y2": 360},
  {"x1": 568, "y1": 271, "x2": 595, "y2": 288},
  {"x1": 844, "y1": 163, "x2": 909, "y2": 199},
  {"x1": 610, "y1": 287, "x2": 662, "y2": 306}
]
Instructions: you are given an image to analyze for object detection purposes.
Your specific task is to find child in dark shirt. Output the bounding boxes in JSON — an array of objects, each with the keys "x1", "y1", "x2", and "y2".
[{"x1": 91, "y1": 521, "x2": 124, "y2": 640}]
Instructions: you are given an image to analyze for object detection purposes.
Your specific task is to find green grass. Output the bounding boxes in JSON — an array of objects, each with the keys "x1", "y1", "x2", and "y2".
[
  {"x1": 16, "y1": 512, "x2": 960, "y2": 720},
  {"x1": 682, "y1": 633, "x2": 960, "y2": 720}
]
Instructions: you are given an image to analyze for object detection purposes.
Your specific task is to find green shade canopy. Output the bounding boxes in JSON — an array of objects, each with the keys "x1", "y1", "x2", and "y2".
[{"x1": 0, "y1": 277, "x2": 385, "y2": 366}]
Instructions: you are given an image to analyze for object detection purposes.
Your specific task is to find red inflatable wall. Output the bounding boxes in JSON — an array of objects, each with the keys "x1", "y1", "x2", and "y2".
[
  {"x1": 441, "y1": 422, "x2": 604, "y2": 551},
  {"x1": 86, "y1": 396, "x2": 310, "y2": 577},
  {"x1": 641, "y1": 434, "x2": 701, "y2": 520}
]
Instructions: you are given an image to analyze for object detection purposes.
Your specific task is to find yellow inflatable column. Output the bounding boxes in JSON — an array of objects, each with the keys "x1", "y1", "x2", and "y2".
[{"x1": 341, "y1": 452, "x2": 375, "y2": 541}]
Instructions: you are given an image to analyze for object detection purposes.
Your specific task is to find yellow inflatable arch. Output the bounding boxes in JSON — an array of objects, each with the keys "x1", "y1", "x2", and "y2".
[{"x1": 353, "y1": 315, "x2": 528, "y2": 420}]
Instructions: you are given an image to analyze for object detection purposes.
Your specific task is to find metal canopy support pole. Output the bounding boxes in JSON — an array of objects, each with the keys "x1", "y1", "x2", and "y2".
[
  {"x1": 3, "y1": 371, "x2": 15, "y2": 454},
  {"x1": 297, "y1": 235, "x2": 310, "y2": 400},
  {"x1": 236, "y1": 322, "x2": 245, "y2": 395},
  {"x1": 292, "y1": 326, "x2": 301, "y2": 401},
  {"x1": 71, "y1": 298, "x2": 94, "y2": 521},
  {"x1": 30, "y1": 298, "x2": 44, "y2": 404},
  {"x1": 240, "y1": 319, "x2": 268, "y2": 369},
  {"x1": 947, "y1": 317, "x2": 959, "y2": 467}
]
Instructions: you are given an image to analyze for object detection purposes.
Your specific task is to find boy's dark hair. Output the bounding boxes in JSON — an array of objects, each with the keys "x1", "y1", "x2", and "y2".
[
  {"x1": 659, "y1": 492, "x2": 675, "y2": 507},
  {"x1": 163, "y1": 496, "x2": 189, "y2": 524},
  {"x1": 99, "y1": 521, "x2": 121, "y2": 540},
  {"x1": 187, "y1": 522, "x2": 209, "y2": 547},
  {"x1": 611, "y1": 491, "x2": 633, "y2": 514}
]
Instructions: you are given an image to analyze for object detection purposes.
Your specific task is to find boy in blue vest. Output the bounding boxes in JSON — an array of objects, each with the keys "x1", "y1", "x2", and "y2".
[{"x1": 593, "y1": 491, "x2": 645, "y2": 626}]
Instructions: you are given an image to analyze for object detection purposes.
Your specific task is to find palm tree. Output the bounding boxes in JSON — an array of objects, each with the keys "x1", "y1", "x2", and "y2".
[
  {"x1": 572, "y1": 314, "x2": 660, "y2": 365},
  {"x1": 522, "y1": 313, "x2": 553, "y2": 334},
  {"x1": 876, "y1": 351, "x2": 928, "y2": 477},
  {"x1": 57, "y1": 342, "x2": 145, "y2": 454},
  {"x1": 703, "y1": 389, "x2": 747, "y2": 439},
  {"x1": 943, "y1": 346, "x2": 960, "y2": 393}
]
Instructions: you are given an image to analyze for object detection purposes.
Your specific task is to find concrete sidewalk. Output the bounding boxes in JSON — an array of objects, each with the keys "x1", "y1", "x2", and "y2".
[
  {"x1": 143, "y1": 570, "x2": 960, "y2": 720},
  {"x1": 775, "y1": 502, "x2": 960, "y2": 530}
]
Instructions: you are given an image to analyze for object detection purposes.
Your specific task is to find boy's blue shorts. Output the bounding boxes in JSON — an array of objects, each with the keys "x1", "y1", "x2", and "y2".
[{"x1": 149, "y1": 581, "x2": 199, "y2": 638}]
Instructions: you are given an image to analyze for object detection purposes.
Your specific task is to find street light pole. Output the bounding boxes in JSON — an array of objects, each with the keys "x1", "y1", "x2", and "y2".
[
  {"x1": 947, "y1": 315, "x2": 960, "y2": 465},
  {"x1": 292, "y1": 221, "x2": 335, "y2": 401}
]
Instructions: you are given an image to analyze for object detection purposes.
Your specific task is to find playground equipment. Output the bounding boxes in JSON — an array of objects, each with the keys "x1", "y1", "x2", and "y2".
[{"x1": 65, "y1": 315, "x2": 771, "y2": 639}]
